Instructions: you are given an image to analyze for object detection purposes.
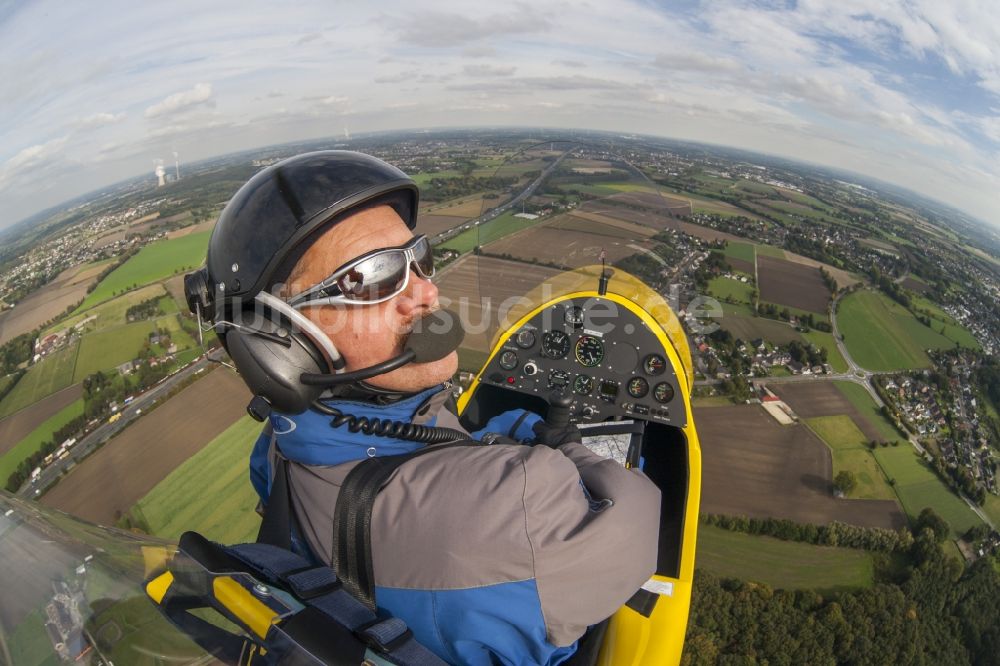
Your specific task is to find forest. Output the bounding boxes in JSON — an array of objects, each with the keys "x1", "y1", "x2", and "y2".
[{"x1": 682, "y1": 526, "x2": 1000, "y2": 665}]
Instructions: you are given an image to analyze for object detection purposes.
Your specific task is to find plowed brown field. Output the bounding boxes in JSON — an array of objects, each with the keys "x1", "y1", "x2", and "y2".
[
  {"x1": 757, "y1": 255, "x2": 831, "y2": 313},
  {"x1": 696, "y1": 404, "x2": 905, "y2": 529},
  {"x1": 0, "y1": 384, "x2": 82, "y2": 456},
  {"x1": 40, "y1": 368, "x2": 251, "y2": 526}
]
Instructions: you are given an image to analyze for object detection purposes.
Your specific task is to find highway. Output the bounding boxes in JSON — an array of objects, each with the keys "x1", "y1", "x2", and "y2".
[
  {"x1": 433, "y1": 150, "x2": 570, "y2": 246},
  {"x1": 19, "y1": 349, "x2": 225, "y2": 499}
]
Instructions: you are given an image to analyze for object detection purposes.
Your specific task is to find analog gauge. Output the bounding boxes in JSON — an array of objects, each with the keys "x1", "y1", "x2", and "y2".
[
  {"x1": 565, "y1": 305, "x2": 585, "y2": 327},
  {"x1": 653, "y1": 382, "x2": 675, "y2": 404},
  {"x1": 574, "y1": 335, "x2": 605, "y2": 367},
  {"x1": 627, "y1": 377, "x2": 649, "y2": 399},
  {"x1": 515, "y1": 329, "x2": 536, "y2": 349},
  {"x1": 573, "y1": 374, "x2": 594, "y2": 395},
  {"x1": 541, "y1": 330, "x2": 570, "y2": 359},
  {"x1": 643, "y1": 354, "x2": 666, "y2": 376},
  {"x1": 499, "y1": 351, "x2": 519, "y2": 371}
]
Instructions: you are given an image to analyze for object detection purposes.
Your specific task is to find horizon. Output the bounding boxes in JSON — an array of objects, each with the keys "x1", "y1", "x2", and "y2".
[
  {"x1": 2, "y1": 1, "x2": 1000, "y2": 230},
  {"x1": 4, "y1": 125, "x2": 992, "y2": 237}
]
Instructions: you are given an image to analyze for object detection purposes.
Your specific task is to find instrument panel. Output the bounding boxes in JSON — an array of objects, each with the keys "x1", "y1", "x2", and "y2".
[{"x1": 481, "y1": 298, "x2": 686, "y2": 426}]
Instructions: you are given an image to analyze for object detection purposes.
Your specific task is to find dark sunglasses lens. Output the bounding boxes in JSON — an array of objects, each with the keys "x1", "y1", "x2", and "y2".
[
  {"x1": 414, "y1": 237, "x2": 435, "y2": 277},
  {"x1": 337, "y1": 252, "x2": 407, "y2": 301}
]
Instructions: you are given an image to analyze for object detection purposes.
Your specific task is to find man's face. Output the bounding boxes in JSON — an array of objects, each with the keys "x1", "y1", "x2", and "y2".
[{"x1": 284, "y1": 205, "x2": 458, "y2": 392}]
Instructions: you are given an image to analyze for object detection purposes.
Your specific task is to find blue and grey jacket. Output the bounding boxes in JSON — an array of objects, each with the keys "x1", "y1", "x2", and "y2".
[{"x1": 250, "y1": 386, "x2": 661, "y2": 666}]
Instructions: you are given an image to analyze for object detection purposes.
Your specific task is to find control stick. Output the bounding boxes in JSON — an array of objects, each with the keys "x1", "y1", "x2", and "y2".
[{"x1": 546, "y1": 391, "x2": 574, "y2": 428}]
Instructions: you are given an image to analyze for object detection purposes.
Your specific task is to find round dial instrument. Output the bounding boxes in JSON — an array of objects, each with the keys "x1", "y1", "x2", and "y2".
[
  {"x1": 499, "y1": 351, "x2": 519, "y2": 371},
  {"x1": 574, "y1": 335, "x2": 604, "y2": 367},
  {"x1": 565, "y1": 306, "x2": 585, "y2": 326},
  {"x1": 643, "y1": 354, "x2": 666, "y2": 376},
  {"x1": 515, "y1": 329, "x2": 536, "y2": 349},
  {"x1": 573, "y1": 374, "x2": 594, "y2": 395},
  {"x1": 653, "y1": 382, "x2": 674, "y2": 403},
  {"x1": 541, "y1": 330, "x2": 570, "y2": 359},
  {"x1": 627, "y1": 377, "x2": 649, "y2": 399}
]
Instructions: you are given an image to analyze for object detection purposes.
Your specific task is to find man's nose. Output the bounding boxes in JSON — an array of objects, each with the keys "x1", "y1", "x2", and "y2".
[{"x1": 396, "y1": 267, "x2": 438, "y2": 315}]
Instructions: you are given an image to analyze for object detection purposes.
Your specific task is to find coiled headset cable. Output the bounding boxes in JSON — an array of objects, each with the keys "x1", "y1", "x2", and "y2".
[{"x1": 311, "y1": 401, "x2": 469, "y2": 444}]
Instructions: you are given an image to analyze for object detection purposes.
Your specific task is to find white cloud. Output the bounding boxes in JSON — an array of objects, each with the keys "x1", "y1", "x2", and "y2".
[
  {"x1": 144, "y1": 83, "x2": 214, "y2": 119},
  {"x1": 0, "y1": 136, "x2": 69, "y2": 192},
  {"x1": 78, "y1": 112, "x2": 126, "y2": 128},
  {"x1": 0, "y1": 0, "x2": 998, "y2": 226}
]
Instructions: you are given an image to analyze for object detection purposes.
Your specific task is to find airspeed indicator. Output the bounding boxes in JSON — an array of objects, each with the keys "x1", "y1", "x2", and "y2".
[{"x1": 574, "y1": 335, "x2": 604, "y2": 367}]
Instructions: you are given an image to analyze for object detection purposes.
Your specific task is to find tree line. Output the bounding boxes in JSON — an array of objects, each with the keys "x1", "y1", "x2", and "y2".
[
  {"x1": 684, "y1": 523, "x2": 1000, "y2": 665},
  {"x1": 703, "y1": 513, "x2": 914, "y2": 553}
]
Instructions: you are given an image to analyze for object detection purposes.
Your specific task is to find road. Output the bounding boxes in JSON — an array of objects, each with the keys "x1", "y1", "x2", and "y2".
[
  {"x1": 433, "y1": 150, "x2": 570, "y2": 246},
  {"x1": 19, "y1": 350, "x2": 225, "y2": 499}
]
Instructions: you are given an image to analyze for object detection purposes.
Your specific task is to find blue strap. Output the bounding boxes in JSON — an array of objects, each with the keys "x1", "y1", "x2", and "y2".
[{"x1": 225, "y1": 543, "x2": 446, "y2": 666}]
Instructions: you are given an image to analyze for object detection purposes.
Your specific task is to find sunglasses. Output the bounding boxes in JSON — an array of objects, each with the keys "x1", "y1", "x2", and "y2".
[{"x1": 287, "y1": 234, "x2": 435, "y2": 308}]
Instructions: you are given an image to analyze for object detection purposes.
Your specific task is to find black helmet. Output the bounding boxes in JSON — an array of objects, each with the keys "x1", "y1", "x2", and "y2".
[{"x1": 200, "y1": 150, "x2": 418, "y2": 307}]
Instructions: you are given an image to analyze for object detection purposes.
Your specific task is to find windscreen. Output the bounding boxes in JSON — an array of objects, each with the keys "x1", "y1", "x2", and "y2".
[
  {"x1": 0, "y1": 493, "x2": 341, "y2": 665},
  {"x1": 430, "y1": 139, "x2": 694, "y2": 378}
]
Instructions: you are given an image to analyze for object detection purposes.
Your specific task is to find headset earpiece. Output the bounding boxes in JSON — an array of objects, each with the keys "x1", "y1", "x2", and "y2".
[{"x1": 226, "y1": 293, "x2": 345, "y2": 417}]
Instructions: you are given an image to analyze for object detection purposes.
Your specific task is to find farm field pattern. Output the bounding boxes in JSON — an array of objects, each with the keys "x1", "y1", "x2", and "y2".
[{"x1": 40, "y1": 368, "x2": 251, "y2": 525}]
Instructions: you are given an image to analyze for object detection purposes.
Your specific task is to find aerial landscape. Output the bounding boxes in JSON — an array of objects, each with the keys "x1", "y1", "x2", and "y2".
[{"x1": 2, "y1": 1, "x2": 1000, "y2": 665}]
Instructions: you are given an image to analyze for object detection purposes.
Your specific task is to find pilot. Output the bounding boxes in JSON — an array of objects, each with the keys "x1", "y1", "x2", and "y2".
[{"x1": 192, "y1": 151, "x2": 660, "y2": 665}]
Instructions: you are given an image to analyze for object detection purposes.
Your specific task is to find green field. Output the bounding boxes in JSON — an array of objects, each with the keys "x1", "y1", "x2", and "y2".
[
  {"x1": 761, "y1": 199, "x2": 841, "y2": 226},
  {"x1": 692, "y1": 395, "x2": 737, "y2": 407},
  {"x1": 717, "y1": 302, "x2": 803, "y2": 345},
  {"x1": 872, "y1": 445, "x2": 982, "y2": 538},
  {"x1": 806, "y1": 416, "x2": 896, "y2": 500},
  {"x1": 75, "y1": 231, "x2": 211, "y2": 311},
  {"x1": 983, "y1": 494, "x2": 1000, "y2": 528},
  {"x1": 734, "y1": 180, "x2": 777, "y2": 196},
  {"x1": 838, "y1": 290, "x2": 956, "y2": 371},
  {"x1": 696, "y1": 524, "x2": 874, "y2": 593},
  {"x1": 440, "y1": 211, "x2": 544, "y2": 254},
  {"x1": 722, "y1": 241, "x2": 755, "y2": 264},
  {"x1": 0, "y1": 344, "x2": 79, "y2": 418},
  {"x1": 410, "y1": 169, "x2": 464, "y2": 186},
  {"x1": 801, "y1": 330, "x2": 848, "y2": 373},
  {"x1": 0, "y1": 398, "x2": 84, "y2": 485},
  {"x1": 132, "y1": 415, "x2": 262, "y2": 543},
  {"x1": 0, "y1": 373, "x2": 16, "y2": 394},
  {"x1": 707, "y1": 276, "x2": 754, "y2": 304},
  {"x1": 834, "y1": 381, "x2": 901, "y2": 442},
  {"x1": 909, "y1": 295, "x2": 980, "y2": 349},
  {"x1": 7, "y1": 607, "x2": 61, "y2": 666},
  {"x1": 71, "y1": 313, "x2": 197, "y2": 383},
  {"x1": 43, "y1": 284, "x2": 168, "y2": 337},
  {"x1": 73, "y1": 320, "x2": 159, "y2": 381},
  {"x1": 753, "y1": 243, "x2": 786, "y2": 258}
]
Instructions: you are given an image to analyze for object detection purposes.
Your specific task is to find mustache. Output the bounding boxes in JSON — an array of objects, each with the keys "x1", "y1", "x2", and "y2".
[{"x1": 394, "y1": 305, "x2": 439, "y2": 345}]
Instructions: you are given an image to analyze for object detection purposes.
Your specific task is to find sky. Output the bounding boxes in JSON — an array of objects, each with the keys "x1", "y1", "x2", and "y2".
[{"x1": 1, "y1": 0, "x2": 999, "y2": 229}]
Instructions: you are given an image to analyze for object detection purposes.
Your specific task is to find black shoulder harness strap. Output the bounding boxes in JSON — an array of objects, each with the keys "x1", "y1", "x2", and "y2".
[{"x1": 333, "y1": 441, "x2": 474, "y2": 610}]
